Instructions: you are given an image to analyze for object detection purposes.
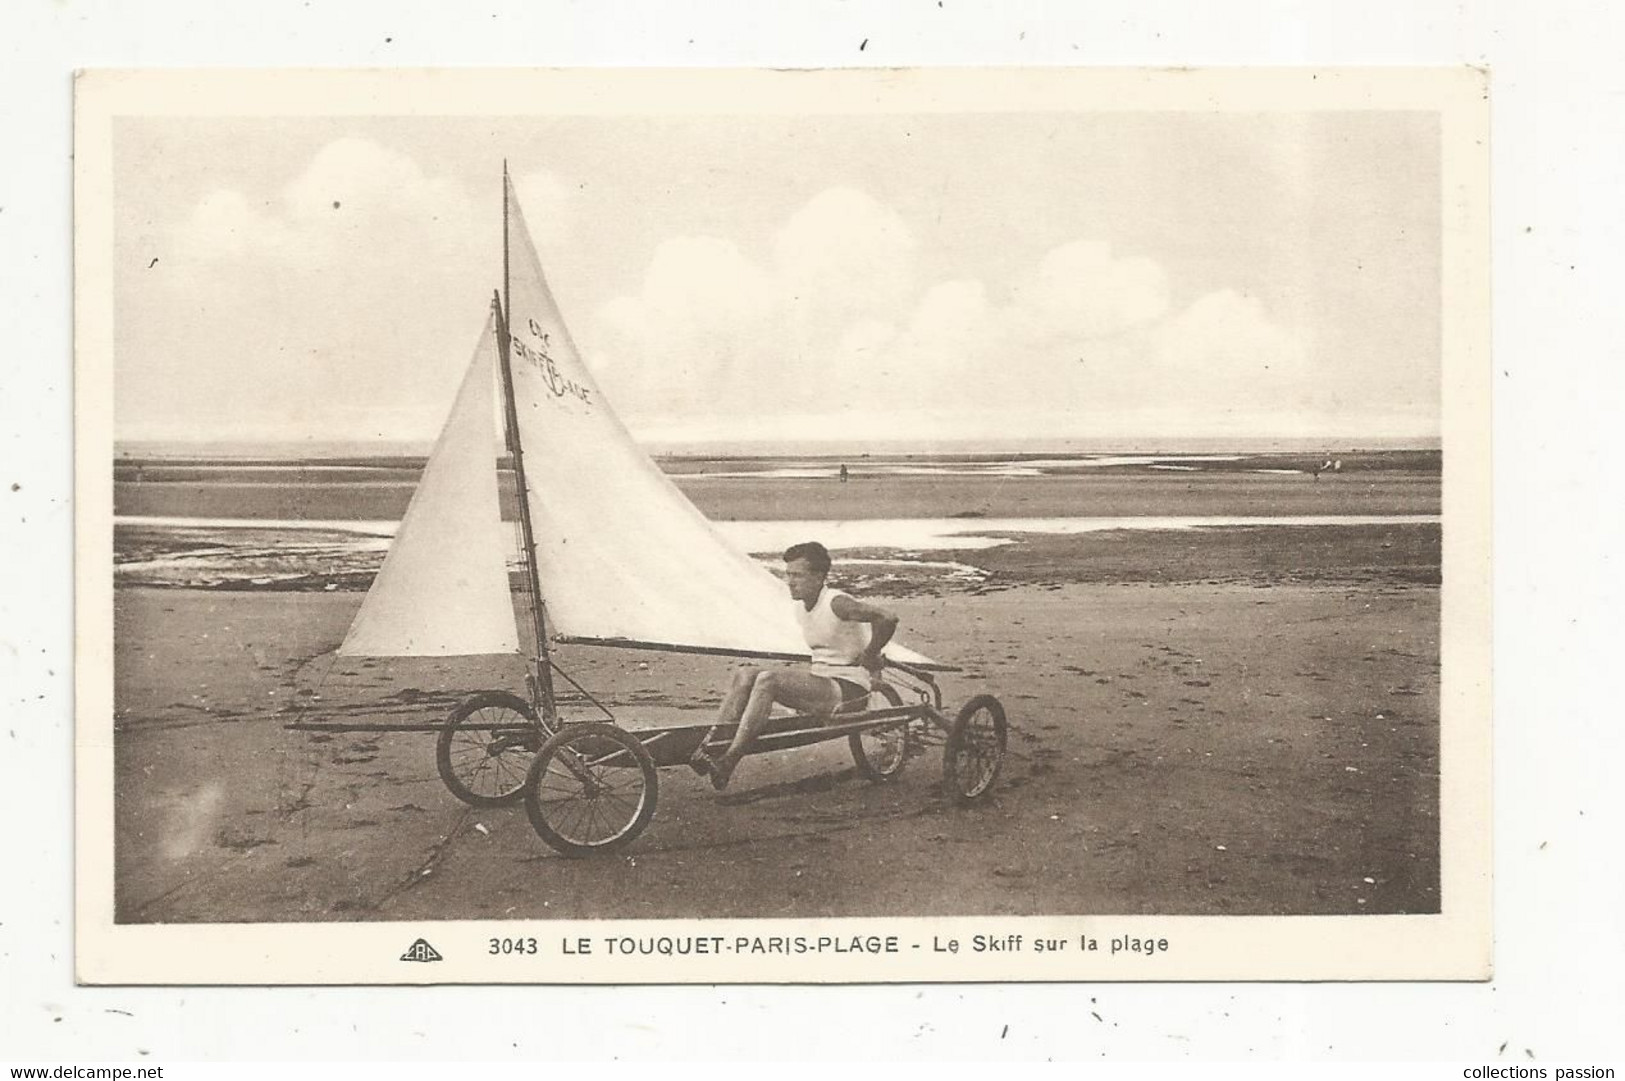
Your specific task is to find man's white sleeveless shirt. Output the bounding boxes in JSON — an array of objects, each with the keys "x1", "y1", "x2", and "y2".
[{"x1": 793, "y1": 586, "x2": 871, "y2": 685}]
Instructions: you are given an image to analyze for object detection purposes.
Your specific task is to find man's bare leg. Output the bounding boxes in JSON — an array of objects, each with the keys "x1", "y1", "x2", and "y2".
[
  {"x1": 716, "y1": 666, "x2": 763, "y2": 724},
  {"x1": 690, "y1": 666, "x2": 761, "y2": 774},
  {"x1": 710, "y1": 670, "x2": 842, "y2": 790}
]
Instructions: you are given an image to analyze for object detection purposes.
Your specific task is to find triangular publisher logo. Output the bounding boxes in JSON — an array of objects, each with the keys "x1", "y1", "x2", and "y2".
[{"x1": 400, "y1": 938, "x2": 443, "y2": 962}]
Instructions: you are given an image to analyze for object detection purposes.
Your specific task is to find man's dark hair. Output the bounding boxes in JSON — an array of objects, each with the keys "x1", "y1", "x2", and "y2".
[{"x1": 783, "y1": 541, "x2": 831, "y2": 576}]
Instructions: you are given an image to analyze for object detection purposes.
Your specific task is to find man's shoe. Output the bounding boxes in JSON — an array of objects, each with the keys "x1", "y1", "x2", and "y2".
[{"x1": 709, "y1": 757, "x2": 736, "y2": 791}]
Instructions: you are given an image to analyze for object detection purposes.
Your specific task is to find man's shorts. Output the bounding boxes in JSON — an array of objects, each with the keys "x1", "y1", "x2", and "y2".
[{"x1": 830, "y1": 677, "x2": 870, "y2": 712}]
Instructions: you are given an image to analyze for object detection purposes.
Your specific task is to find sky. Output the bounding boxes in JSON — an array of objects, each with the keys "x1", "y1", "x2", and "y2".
[{"x1": 112, "y1": 111, "x2": 1441, "y2": 450}]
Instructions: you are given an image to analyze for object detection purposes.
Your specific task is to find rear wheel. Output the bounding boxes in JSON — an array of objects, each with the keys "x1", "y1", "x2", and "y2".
[
  {"x1": 849, "y1": 684, "x2": 908, "y2": 782},
  {"x1": 942, "y1": 694, "x2": 1007, "y2": 803},
  {"x1": 524, "y1": 724, "x2": 658, "y2": 857},
  {"x1": 436, "y1": 691, "x2": 543, "y2": 807}
]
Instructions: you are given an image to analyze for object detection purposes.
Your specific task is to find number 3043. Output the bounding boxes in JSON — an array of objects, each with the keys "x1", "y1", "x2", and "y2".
[{"x1": 489, "y1": 937, "x2": 538, "y2": 955}]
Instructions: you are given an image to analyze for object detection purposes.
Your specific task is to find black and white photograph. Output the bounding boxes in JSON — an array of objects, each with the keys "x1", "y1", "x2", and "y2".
[{"x1": 74, "y1": 67, "x2": 1490, "y2": 983}]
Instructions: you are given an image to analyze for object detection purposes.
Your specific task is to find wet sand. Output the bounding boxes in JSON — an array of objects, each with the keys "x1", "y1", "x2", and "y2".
[
  {"x1": 115, "y1": 468, "x2": 1440, "y2": 523},
  {"x1": 111, "y1": 524, "x2": 1439, "y2": 922}
]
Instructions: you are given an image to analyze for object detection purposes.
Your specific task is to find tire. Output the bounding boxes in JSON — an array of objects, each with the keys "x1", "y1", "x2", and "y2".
[
  {"x1": 849, "y1": 684, "x2": 909, "y2": 782},
  {"x1": 436, "y1": 691, "x2": 543, "y2": 808},
  {"x1": 524, "y1": 723, "x2": 659, "y2": 858},
  {"x1": 942, "y1": 694, "x2": 1007, "y2": 803}
]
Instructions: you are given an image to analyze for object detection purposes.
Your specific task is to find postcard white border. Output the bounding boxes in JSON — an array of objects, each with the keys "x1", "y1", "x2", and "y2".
[{"x1": 74, "y1": 65, "x2": 1491, "y2": 985}]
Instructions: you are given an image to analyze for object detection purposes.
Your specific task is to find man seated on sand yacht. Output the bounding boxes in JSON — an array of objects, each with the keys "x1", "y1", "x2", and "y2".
[{"x1": 690, "y1": 541, "x2": 898, "y2": 791}]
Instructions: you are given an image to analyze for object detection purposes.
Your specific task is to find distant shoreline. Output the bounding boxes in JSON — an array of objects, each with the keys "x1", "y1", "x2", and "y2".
[
  {"x1": 111, "y1": 448, "x2": 1443, "y2": 473},
  {"x1": 113, "y1": 458, "x2": 1442, "y2": 525},
  {"x1": 113, "y1": 436, "x2": 1444, "y2": 462}
]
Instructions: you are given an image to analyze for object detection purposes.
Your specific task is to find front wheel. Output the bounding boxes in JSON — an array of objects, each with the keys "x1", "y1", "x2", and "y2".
[
  {"x1": 849, "y1": 684, "x2": 908, "y2": 781},
  {"x1": 436, "y1": 691, "x2": 543, "y2": 807},
  {"x1": 942, "y1": 694, "x2": 1007, "y2": 803},
  {"x1": 524, "y1": 724, "x2": 659, "y2": 857}
]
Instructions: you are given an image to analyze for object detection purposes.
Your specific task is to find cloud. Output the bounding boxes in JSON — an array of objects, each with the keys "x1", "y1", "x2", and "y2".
[
  {"x1": 170, "y1": 138, "x2": 478, "y2": 272},
  {"x1": 128, "y1": 156, "x2": 1326, "y2": 447},
  {"x1": 590, "y1": 186, "x2": 922, "y2": 418},
  {"x1": 284, "y1": 137, "x2": 455, "y2": 220},
  {"x1": 641, "y1": 237, "x2": 777, "y2": 334},
  {"x1": 865, "y1": 280, "x2": 991, "y2": 391},
  {"x1": 593, "y1": 235, "x2": 778, "y2": 417},
  {"x1": 585, "y1": 184, "x2": 1318, "y2": 440},
  {"x1": 1150, "y1": 288, "x2": 1310, "y2": 397},
  {"x1": 1008, "y1": 240, "x2": 1170, "y2": 342},
  {"x1": 123, "y1": 138, "x2": 496, "y2": 444},
  {"x1": 773, "y1": 187, "x2": 915, "y2": 314},
  {"x1": 174, "y1": 189, "x2": 287, "y2": 262}
]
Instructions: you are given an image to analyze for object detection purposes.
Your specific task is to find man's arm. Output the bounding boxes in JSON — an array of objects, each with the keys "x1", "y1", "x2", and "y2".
[{"x1": 831, "y1": 594, "x2": 899, "y2": 673}]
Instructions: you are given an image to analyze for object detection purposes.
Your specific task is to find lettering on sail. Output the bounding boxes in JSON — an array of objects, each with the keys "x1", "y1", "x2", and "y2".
[{"x1": 514, "y1": 318, "x2": 593, "y2": 409}]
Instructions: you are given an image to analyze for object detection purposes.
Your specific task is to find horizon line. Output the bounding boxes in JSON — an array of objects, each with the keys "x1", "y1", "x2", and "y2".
[{"x1": 113, "y1": 434, "x2": 1445, "y2": 459}]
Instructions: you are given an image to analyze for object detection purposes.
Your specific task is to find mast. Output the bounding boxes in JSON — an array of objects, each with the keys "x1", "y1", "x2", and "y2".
[
  {"x1": 496, "y1": 163, "x2": 558, "y2": 723},
  {"x1": 503, "y1": 161, "x2": 512, "y2": 337}
]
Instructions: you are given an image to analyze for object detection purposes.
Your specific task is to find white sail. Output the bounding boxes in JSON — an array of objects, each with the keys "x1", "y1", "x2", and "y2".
[
  {"x1": 502, "y1": 177, "x2": 945, "y2": 668},
  {"x1": 338, "y1": 314, "x2": 520, "y2": 657}
]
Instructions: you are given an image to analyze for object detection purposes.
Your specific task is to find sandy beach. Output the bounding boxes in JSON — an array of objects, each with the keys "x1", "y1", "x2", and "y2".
[{"x1": 110, "y1": 458, "x2": 1440, "y2": 922}]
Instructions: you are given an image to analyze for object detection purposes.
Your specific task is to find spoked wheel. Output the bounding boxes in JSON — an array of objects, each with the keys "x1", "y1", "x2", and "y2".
[
  {"x1": 942, "y1": 694, "x2": 1008, "y2": 803},
  {"x1": 849, "y1": 683, "x2": 909, "y2": 782},
  {"x1": 524, "y1": 723, "x2": 658, "y2": 858},
  {"x1": 436, "y1": 691, "x2": 544, "y2": 807}
]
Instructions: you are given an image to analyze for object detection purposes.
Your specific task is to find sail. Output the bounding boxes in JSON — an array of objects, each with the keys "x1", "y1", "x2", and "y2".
[
  {"x1": 501, "y1": 177, "x2": 945, "y2": 669},
  {"x1": 339, "y1": 314, "x2": 520, "y2": 657}
]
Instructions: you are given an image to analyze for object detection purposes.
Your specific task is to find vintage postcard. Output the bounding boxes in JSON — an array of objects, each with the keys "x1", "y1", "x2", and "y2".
[{"x1": 75, "y1": 66, "x2": 1490, "y2": 984}]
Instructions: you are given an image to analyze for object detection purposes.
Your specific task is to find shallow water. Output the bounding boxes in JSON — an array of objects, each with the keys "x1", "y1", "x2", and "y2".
[
  {"x1": 717, "y1": 514, "x2": 1438, "y2": 552},
  {"x1": 114, "y1": 511, "x2": 1441, "y2": 588},
  {"x1": 117, "y1": 512, "x2": 1440, "y2": 548},
  {"x1": 676, "y1": 454, "x2": 1248, "y2": 480}
]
